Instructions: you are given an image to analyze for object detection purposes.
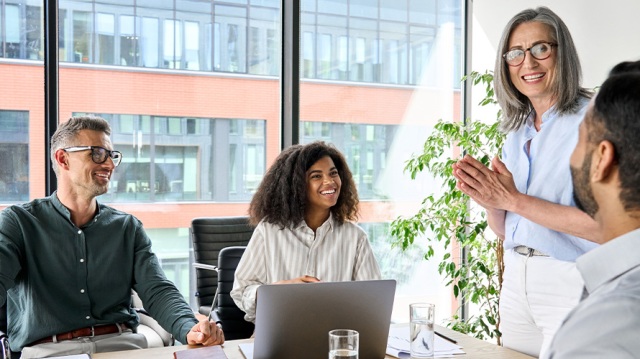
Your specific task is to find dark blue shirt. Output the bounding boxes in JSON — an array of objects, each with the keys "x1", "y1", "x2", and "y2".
[{"x1": 0, "y1": 193, "x2": 197, "y2": 351}]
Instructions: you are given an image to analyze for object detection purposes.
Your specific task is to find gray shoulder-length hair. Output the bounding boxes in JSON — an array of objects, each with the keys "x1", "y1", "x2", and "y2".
[
  {"x1": 50, "y1": 116, "x2": 112, "y2": 175},
  {"x1": 494, "y1": 6, "x2": 592, "y2": 133}
]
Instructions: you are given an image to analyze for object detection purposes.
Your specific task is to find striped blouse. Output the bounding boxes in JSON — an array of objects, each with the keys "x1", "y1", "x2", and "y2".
[{"x1": 230, "y1": 213, "x2": 382, "y2": 322}]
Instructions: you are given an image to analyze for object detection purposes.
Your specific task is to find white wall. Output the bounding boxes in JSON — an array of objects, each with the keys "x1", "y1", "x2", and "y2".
[{"x1": 472, "y1": 0, "x2": 640, "y2": 89}]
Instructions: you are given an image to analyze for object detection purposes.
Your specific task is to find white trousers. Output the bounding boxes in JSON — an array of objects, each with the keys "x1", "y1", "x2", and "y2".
[
  {"x1": 499, "y1": 249, "x2": 583, "y2": 358},
  {"x1": 21, "y1": 330, "x2": 147, "y2": 358}
]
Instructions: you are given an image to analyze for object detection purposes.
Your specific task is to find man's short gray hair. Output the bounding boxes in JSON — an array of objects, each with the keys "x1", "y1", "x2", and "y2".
[{"x1": 50, "y1": 116, "x2": 112, "y2": 175}]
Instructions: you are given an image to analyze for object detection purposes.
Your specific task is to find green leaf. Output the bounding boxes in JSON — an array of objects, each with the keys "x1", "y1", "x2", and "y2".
[{"x1": 389, "y1": 69, "x2": 504, "y2": 344}]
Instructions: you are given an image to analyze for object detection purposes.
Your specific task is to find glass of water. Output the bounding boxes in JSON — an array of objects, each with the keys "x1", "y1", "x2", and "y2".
[
  {"x1": 410, "y1": 303, "x2": 435, "y2": 358},
  {"x1": 328, "y1": 329, "x2": 359, "y2": 359}
]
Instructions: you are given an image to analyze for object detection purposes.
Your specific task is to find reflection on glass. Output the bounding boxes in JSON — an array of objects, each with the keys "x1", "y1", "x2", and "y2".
[
  {"x1": 300, "y1": 122, "x2": 395, "y2": 200},
  {"x1": 3, "y1": 0, "x2": 461, "y2": 314},
  {"x1": 300, "y1": 0, "x2": 463, "y2": 323},
  {"x1": 76, "y1": 114, "x2": 266, "y2": 203},
  {"x1": 0, "y1": 111, "x2": 29, "y2": 202}
]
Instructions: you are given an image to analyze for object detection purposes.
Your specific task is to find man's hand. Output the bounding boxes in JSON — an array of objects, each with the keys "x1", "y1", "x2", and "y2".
[
  {"x1": 186, "y1": 318, "x2": 225, "y2": 346},
  {"x1": 274, "y1": 275, "x2": 321, "y2": 284}
]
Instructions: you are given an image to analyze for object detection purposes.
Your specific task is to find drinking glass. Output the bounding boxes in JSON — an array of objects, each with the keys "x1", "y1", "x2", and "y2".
[
  {"x1": 328, "y1": 329, "x2": 359, "y2": 359},
  {"x1": 410, "y1": 303, "x2": 435, "y2": 358}
]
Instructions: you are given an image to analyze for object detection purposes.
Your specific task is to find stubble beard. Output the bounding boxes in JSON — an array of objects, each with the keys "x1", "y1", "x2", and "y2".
[{"x1": 570, "y1": 151, "x2": 599, "y2": 218}]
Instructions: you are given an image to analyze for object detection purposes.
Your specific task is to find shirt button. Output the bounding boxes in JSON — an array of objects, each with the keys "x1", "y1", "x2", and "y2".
[
  {"x1": 77, "y1": 230, "x2": 82, "y2": 234},
  {"x1": 86, "y1": 316, "x2": 90, "y2": 320},
  {"x1": 80, "y1": 259, "x2": 85, "y2": 263},
  {"x1": 80, "y1": 289, "x2": 85, "y2": 293}
]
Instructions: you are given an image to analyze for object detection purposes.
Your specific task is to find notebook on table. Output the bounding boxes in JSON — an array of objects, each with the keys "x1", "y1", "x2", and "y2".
[
  {"x1": 173, "y1": 345, "x2": 227, "y2": 359},
  {"x1": 250, "y1": 279, "x2": 396, "y2": 359}
]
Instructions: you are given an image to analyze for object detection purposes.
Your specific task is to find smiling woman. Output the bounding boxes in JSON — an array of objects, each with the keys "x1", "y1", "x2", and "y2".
[
  {"x1": 452, "y1": 6, "x2": 599, "y2": 358},
  {"x1": 229, "y1": 141, "x2": 382, "y2": 323}
]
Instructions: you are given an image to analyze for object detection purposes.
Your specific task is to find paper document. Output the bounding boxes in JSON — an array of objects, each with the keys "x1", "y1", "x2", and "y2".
[
  {"x1": 239, "y1": 342, "x2": 254, "y2": 359},
  {"x1": 386, "y1": 326, "x2": 465, "y2": 358}
]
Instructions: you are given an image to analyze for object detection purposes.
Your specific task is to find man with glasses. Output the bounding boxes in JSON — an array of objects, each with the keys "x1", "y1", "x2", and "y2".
[{"x1": 0, "y1": 116, "x2": 224, "y2": 358}]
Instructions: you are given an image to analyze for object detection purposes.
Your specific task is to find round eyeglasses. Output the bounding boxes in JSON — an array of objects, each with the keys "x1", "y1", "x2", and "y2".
[
  {"x1": 63, "y1": 146, "x2": 123, "y2": 167},
  {"x1": 503, "y1": 42, "x2": 557, "y2": 67}
]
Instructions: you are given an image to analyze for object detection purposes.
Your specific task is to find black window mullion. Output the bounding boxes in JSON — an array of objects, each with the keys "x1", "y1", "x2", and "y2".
[
  {"x1": 44, "y1": 0, "x2": 59, "y2": 196},
  {"x1": 280, "y1": 0, "x2": 300, "y2": 149}
]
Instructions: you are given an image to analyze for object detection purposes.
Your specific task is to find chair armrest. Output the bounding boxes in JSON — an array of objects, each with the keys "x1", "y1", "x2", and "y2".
[
  {"x1": 192, "y1": 263, "x2": 218, "y2": 272},
  {"x1": 135, "y1": 308, "x2": 175, "y2": 347},
  {"x1": 131, "y1": 290, "x2": 174, "y2": 347},
  {"x1": 1, "y1": 330, "x2": 10, "y2": 359}
]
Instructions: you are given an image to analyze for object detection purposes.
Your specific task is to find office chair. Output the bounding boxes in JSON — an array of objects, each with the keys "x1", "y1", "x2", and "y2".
[
  {"x1": 131, "y1": 291, "x2": 174, "y2": 347},
  {"x1": 0, "y1": 303, "x2": 14, "y2": 359},
  {"x1": 209, "y1": 246, "x2": 255, "y2": 340},
  {"x1": 190, "y1": 216, "x2": 254, "y2": 316}
]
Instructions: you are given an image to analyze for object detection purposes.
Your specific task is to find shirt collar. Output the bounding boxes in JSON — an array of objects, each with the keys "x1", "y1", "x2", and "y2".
[
  {"x1": 524, "y1": 104, "x2": 559, "y2": 133},
  {"x1": 295, "y1": 212, "x2": 335, "y2": 232},
  {"x1": 51, "y1": 191, "x2": 71, "y2": 221},
  {"x1": 577, "y1": 228, "x2": 640, "y2": 293},
  {"x1": 50, "y1": 191, "x2": 103, "y2": 227}
]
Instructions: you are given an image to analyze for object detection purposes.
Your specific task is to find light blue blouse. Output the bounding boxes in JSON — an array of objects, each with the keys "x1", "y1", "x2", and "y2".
[{"x1": 502, "y1": 97, "x2": 598, "y2": 261}]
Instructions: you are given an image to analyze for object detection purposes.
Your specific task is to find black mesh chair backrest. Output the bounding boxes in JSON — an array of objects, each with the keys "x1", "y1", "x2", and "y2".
[
  {"x1": 213, "y1": 246, "x2": 254, "y2": 340},
  {"x1": 190, "y1": 216, "x2": 254, "y2": 315}
]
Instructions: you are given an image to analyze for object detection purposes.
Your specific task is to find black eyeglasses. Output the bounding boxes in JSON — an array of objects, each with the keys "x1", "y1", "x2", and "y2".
[
  {"x1": 63, "y1": 146, "x2": 123, "y2": 167},
  {"x1": 503, "y1": 42, "x2": 557, "y2": 67}
]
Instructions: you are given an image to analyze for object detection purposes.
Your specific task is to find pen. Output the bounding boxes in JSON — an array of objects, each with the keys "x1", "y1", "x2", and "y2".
[{"x1": 435, "y1": 331, "x2": 458, "y2": 344}]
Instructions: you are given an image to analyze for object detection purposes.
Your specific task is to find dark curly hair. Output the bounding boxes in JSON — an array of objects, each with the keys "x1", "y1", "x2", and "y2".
[{"x1": 248, "y1": 141, "x2": 359, "y2": 228}]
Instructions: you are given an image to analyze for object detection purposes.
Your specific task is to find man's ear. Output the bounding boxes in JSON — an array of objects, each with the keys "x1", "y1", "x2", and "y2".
[
  {"x1": 54, "y1": 149, "x2": 69, "y2": 170},
  {"x1": 592, "y1": 140, "x2": 616, "y2": 182}
]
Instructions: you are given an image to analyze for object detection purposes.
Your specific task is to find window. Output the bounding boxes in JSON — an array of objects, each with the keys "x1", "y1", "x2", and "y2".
[
  {"x1": 0, "y1": 111, "x2": 29, "y2": 202},
  {"x1": 3, "y1": 5, "x2": 21, "y2": 58},
  {"x1": 300, "y1": 1, "x2": 463, "y2": 323},
  {"x1": 214, "y1": 5, "x2": 247, "y2": 73},
  {"x1": 120, "y1": 15, "x2": 139, "y2": 66},
  {"x1": 300, "y1": 122, "x2": 396, "y2": 200},
  {"x1": 4, "y1": 0, "x2": 463, "y2": 317},
  {"x1": 185, "y1": 21, "x2": 200, "y2": 70},
  {"x1": 163, "y1": 19, "x2": 182, "y2": 69},
  {"x1": 96, "y1": 13, "x2": 115, "y2": 65},
  {"x1": 79, "y1": 114, "x2": 266, "y2": 203}
]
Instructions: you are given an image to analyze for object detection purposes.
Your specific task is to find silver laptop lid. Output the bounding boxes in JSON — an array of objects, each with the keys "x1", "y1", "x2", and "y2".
[{"x1": 253, "y1": 279, "x2": 396, "y2": 359}]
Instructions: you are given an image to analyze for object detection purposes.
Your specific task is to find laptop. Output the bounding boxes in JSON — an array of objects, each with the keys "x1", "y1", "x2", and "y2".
[{"x1": 251, "y1": 279, "x2": 396, "y2": 359}]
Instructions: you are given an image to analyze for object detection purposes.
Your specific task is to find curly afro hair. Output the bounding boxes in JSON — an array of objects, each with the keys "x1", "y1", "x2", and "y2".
[{"x1": 248, "y1": 141, "x2": 359, "y2": 228}]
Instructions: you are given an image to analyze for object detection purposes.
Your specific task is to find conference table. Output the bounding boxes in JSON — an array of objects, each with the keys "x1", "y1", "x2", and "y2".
[{"x1": 93, "y1": 324, "x2": 534, "y2": 359}]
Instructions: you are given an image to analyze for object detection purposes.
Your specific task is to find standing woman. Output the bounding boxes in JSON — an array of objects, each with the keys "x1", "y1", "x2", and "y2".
[
  {"x1": 231, "y1": 141, "x2": 381, "y2": 323},
  {"x1": 452, "y1": 7, "x2": 600, "y2": 357}
]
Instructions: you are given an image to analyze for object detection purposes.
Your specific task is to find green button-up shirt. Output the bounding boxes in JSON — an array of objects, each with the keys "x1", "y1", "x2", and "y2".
[{"x1": 0, "y1": 193, "x2": 197, "y2": 351}]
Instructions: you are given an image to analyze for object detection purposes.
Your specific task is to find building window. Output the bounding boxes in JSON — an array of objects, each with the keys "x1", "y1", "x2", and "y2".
[
  {"x1": 79, "y1": 114, "x2": 266, "y2": 203},
  {"x1": 96, "y1": 12, "x2": 115, "y2": 65},
  {"x1": 0, "y1": 111, "x2": 29, "y2": 203},
  {"x1": 120, "y1": 15, "x2": 139, "y2": 66},
  {"x1": 301, "y1": 121, "x2": 396, "y2": 200}
]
